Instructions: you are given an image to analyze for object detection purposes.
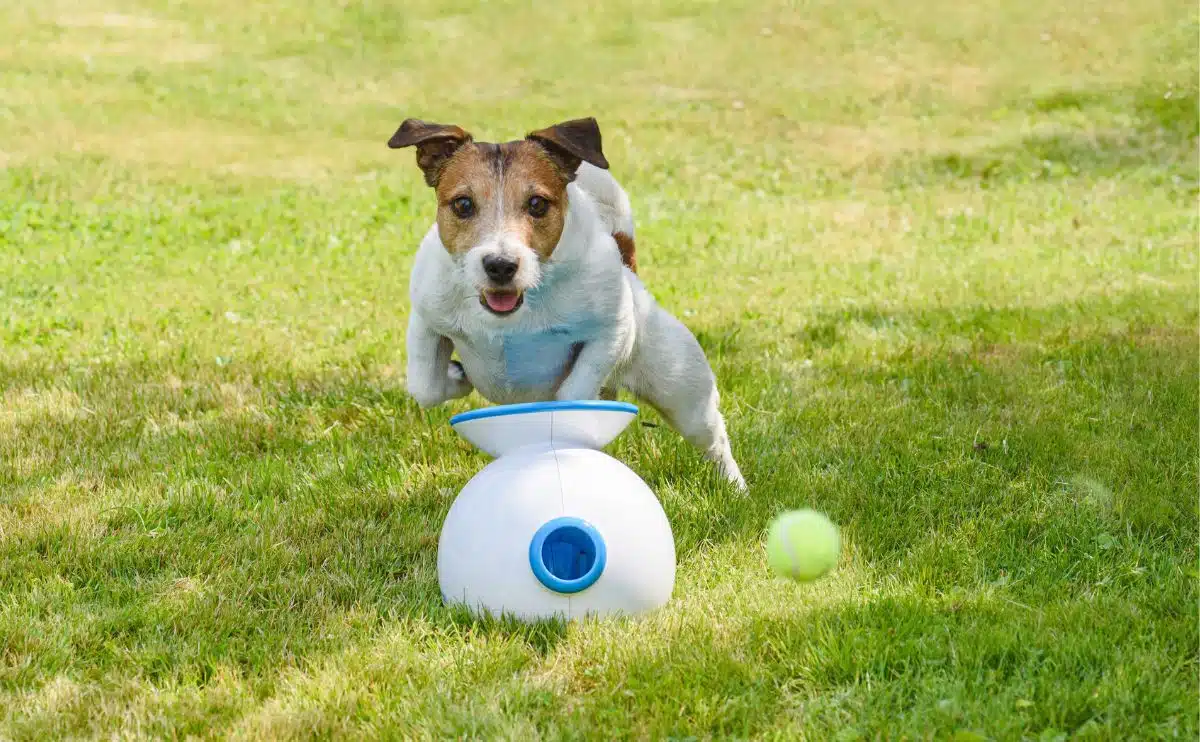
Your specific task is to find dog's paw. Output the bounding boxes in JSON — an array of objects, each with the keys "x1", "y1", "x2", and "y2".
[
  {"x1": 409, "y1": 364, "x2": 473, "y2": 408},
  {"x1": 408, "y1": 383, "x2": 446, "y2": 409},
  {"x1": 729, "y1": 473, "x2": 749, "y2": 495},
  {"x1": 407, "y1": 367, "x2": 459, "y2": 409},
  {"x1": 555, "y1": 378, "x2": 603, "y2": 402}
]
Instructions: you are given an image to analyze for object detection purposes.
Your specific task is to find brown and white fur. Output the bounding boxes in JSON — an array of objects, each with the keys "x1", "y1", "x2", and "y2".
[{"x1": 391, "y1": 117, "x2": 745, "y2": 489}]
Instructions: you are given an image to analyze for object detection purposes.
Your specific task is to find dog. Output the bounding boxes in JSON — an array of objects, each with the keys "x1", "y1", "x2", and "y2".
[{"x1": 390, "y1": 117, "x2": 746, "y2": 490}]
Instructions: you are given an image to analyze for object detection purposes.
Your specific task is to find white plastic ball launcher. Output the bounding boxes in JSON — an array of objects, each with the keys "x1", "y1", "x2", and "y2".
[{"x1": 437, "y1": 401, "x2": 676, "y2": 621}]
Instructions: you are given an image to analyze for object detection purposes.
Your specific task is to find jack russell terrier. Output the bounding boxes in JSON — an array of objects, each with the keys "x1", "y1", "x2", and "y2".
[{"x1": 389, "y1": 117, "x2": 746, "y2": 490}]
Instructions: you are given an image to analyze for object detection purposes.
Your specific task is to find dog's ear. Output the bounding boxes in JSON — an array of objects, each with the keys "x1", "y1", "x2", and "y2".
[
  {"x1": 526, "y1": 117, "x2": 609, "y2": 180},
  {"x1": 388, "y1": 119, "x2": 473, "y2": 187}
]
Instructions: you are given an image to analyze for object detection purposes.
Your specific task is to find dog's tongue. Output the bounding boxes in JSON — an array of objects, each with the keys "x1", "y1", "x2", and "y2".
[{"x1": 485, "y1": 292, "x2": 520, "y2": 313}]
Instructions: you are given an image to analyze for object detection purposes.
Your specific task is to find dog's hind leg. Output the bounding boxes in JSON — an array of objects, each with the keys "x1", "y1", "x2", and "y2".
[
  {"x1": 657, "y1": 383, "x2": 745, "y2": 491},
  {"x1": 622, "y1": 309, "x2": 746, "y2": 491}
]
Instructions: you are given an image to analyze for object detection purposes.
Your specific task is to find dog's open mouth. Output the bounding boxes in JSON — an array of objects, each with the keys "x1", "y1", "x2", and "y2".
[{"x1": 480, "y1": 290, "x2": 524, "y2": 315}]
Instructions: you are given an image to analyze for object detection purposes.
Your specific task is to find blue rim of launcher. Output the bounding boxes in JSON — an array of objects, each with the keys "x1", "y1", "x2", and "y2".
[
  {"x1": 450, "y1": 400, "x2": 638, "y2": 425},
  {"x1": 528, "y1": 517, "x2": 607, "y2": 593},
  {"x1": 449, "y1": 401, "x2": 640, "y2": 457}
]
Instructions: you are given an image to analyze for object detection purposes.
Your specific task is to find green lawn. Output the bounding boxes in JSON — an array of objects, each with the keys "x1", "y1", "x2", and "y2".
[{"x1": 2, "y1": 0, "x2": 1197, "y2": 738}]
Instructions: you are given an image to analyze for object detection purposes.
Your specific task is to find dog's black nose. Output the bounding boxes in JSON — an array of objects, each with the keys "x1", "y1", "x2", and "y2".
[{"x1": 482, "y1": 255, "x2": 519, "y2": 284}]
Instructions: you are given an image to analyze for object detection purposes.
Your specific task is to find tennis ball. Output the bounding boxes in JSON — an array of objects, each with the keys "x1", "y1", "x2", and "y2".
[{"x1": 766, "y1": 509, "x2": 840, "y2": 581}]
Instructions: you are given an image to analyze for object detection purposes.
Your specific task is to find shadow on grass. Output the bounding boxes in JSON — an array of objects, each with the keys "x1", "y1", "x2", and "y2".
[{"x1": 441, "y1": 605, "x2": 570, "y2": 656}]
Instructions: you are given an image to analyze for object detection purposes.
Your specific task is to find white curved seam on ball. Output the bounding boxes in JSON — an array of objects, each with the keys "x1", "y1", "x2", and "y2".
[{"x1": 784, "y1": 531, "x2": 803, "y2": 579}]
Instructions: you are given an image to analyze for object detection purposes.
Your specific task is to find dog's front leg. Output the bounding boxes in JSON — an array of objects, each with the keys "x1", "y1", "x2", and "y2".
[
  {"x1": 555, "y1": 322, "x2": 631, "y2": 401},
  {"x1": 406, "y1": 312, "x2": 473, "y2": 408}
]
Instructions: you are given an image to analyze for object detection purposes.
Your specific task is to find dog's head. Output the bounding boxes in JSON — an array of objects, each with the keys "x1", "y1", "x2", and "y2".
[{"x1": 389, "y1": 117, "x2": 608, "y2": 317}]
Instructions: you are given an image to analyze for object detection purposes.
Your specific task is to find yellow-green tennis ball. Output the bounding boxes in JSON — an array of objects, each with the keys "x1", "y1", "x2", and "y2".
[{"x1": 766, "y1": 509, "x2": 840, "y2": 581}]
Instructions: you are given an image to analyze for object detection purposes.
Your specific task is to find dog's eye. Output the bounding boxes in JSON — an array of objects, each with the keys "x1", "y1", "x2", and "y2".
[
  {"x1": 450, "y1": 196, "x2": 475, "y2": 219},
  {"x1": 527, "y1": 195, "x2": 550, "y2": 218}
]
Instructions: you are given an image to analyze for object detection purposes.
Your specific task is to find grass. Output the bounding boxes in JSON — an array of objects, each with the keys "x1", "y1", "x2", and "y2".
[{"x1": 1, "y1": 0, "x2": 1197, "y2": 738}]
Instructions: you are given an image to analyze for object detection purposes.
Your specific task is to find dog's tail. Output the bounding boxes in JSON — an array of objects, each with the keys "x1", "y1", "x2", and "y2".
[{"x1": 574, "y1": 162, "x2": 638, "y2": 273}]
